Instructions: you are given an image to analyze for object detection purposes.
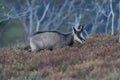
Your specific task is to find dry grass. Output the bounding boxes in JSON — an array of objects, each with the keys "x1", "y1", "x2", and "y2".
[{"x1": 0, "y1": 35, "x2": 120, "y2": 80}]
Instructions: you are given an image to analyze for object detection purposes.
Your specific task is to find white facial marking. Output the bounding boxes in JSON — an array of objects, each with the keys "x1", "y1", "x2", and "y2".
[
  {"x1": 80, "y1": 33, "x2": 85, "y2": 40},
  {"x1": 73, "y1": 33, "x2": 83, "y2": 43}
]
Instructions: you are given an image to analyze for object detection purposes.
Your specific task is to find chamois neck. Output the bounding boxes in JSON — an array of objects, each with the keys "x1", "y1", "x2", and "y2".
[{"x1": 66, "y1": 33, "x2": 74, "y2": 46}]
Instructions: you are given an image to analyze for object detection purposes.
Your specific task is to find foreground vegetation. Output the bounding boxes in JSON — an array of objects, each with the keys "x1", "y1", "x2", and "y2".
[{"x1": 0, "y1": 35, "x2": 120, "y2": 80}]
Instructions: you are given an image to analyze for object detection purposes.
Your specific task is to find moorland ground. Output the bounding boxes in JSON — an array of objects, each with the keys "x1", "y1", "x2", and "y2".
[{"x1": 0, "y1": 35, "x2": 120, "y2": 80}]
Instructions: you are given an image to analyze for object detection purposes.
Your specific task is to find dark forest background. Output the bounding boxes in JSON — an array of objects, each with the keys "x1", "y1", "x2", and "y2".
[{"x1": 0, "y1": 0, "x2": 119, "y2": 47}]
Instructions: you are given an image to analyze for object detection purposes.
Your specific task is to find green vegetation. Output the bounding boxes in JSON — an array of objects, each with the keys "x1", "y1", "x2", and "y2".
[
  {"x1": 0, "y1": 20, "x2": 25, "y2": 48},
  {"x1": 0, "y1": 35, "x2": 120, "y2": 80}
]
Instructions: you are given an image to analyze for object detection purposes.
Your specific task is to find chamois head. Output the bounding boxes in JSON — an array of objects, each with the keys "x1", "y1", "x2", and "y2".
[{"x1": 72, "y1": 24, "x2": 85, "y2": 43}]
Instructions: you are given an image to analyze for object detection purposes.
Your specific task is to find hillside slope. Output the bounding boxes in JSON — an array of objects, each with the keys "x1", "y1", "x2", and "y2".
[{"x1": 0, "y1": 35, "x2": 120, "y2": 80}]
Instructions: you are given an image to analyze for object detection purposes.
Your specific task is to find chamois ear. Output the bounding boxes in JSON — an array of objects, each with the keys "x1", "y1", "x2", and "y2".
[{"x1": 72, "y1": 26, "x2": 77, "y2": 33}]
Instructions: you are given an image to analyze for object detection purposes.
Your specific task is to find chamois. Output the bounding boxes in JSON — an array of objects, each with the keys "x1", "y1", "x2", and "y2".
[{"x1": 30, "y1": 24, "x2": 85, "y2": 51}]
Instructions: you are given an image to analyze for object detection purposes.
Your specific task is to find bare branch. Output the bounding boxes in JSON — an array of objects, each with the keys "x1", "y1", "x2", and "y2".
[
  {"x1": 44, "y1": 0, "x2": 69, "y2": 30},
  {"x1": 110, "y1": 0, "x2": 114, "y2": 35},
  {"x1": 36, "y1": 3, "x2": 50, "y2": 31},
  {"x1": 90, "y1": 2, "x2": 104, "y2": 35}
]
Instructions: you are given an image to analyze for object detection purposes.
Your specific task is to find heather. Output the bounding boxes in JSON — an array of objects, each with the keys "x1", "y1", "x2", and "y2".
[{"x1": 0, "y1": 35, "x2": 120, "y2": 80}]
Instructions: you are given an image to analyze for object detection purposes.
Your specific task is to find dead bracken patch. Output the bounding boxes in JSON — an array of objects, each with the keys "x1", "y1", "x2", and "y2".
[{"x1": 0, "y1": 35, "x2": 120, "y2": 80}]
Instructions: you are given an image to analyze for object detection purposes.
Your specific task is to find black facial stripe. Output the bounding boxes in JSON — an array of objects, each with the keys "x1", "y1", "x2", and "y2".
[
  {"x1": 78, "y1": 24, "x2": 85, "y2": 33},
  {"x1": 76, "y1": 33, "x2": 85, "y2": 41}
]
